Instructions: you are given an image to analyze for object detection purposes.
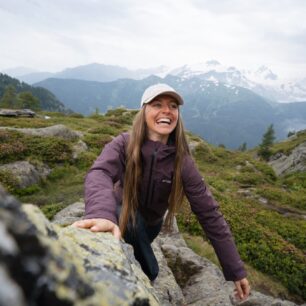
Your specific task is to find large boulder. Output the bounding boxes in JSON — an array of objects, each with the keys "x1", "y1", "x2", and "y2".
[
  {"x1": 0, "y1": 161, "x2": 50, "y2": 188},
  {"x1": 53, "y1": 202, "x2": 303, "y2": 306},
  {"x1": 0, "y1": 124, "x2": 82, "y2": 140},
  {"x1": 269, "y1": 142, "x2": 306, "y2": 175},
  {"x1": 0, "y1": 187, "x2": 159, "y2": 306}
]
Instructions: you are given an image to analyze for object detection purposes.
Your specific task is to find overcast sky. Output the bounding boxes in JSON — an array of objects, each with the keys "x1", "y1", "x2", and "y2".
[{"x1": 1, "y1": 0, "x2": 306, "y2": 79}]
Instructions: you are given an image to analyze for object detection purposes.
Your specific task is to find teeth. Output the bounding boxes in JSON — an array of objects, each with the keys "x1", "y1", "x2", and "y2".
[{"x1": 157, "y1": 118, "x2": 171, "y2": 124}]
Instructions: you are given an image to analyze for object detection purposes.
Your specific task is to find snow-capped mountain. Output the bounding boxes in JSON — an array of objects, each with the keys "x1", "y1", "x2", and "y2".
[
  {"x1": 4, "y1": 61, "x2": 306, "y2": 102},
  {"x1": 166, "y1": 61, "x2": 306, "y2": 103}
]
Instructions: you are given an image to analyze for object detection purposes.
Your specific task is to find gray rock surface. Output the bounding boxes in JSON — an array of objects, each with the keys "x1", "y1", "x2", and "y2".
[
  {"x1": 269, "y1": 142, "x2": 306, "y2": 175},
  {"x1": 0, "y1": 124, "x2": 82, "y2": 140},
  {"x1": 0, "y1": 161, "x2": 50, "y2": 188},
  {"x1": 0, "y1": 187, "x2": 159, "y2": 305},
  {"x1": 52, "y1": 201, "x2": 85, "y2": 225},
  {"x1": 53, "y1": 201, "x2": 304, "y2": 306},
  {"x1": 72, "y1": 140, "x2": 88, "y2": 159}
]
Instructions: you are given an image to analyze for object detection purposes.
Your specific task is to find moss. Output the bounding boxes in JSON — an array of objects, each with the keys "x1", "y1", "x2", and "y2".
[
  {"x1": 48, "y1": 165, "x2": 79, "y2": 181},
  {"x1": 41, "y1": 203, "x2": 66, "y2": 220},
  {"x1": 0, "y1": 169, "x2": 19, "y2": 193},
  {"x1": 234, "y1": 172, "x2": 266, "y2": 186},
  {"x1": 15, "y1": 184, "x2": 41, "y2": 196},
  {"x1": 75, "y1": 151, "x2": 97, "y2": 170},
  {"x1": 193, "y1": 142, "x2": 218, "y2": 163},
  {"x1": 0, "y1": 130, "x2": 73, "y2": 165},
  {"x1": 252, "y1": 161, "x2": 277, "y2": 182},
  {"x1": 83, "y1": 134, "x2": 112, "y2": 151}
]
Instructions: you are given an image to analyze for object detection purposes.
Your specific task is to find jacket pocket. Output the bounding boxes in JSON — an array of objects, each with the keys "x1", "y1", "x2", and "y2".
[{"x1": 149, "y1": 178, "x2": 172, "y2": 215}]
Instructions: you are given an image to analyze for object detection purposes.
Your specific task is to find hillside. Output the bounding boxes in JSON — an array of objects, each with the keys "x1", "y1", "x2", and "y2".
[
  {"x1": 0, "y1": 73, "x2": 68, "y2": 112},
  {"x1": 34, "y1": 75, "x2": 306, "y2": 148},
  {"x1": 0, "y1": 109, "x2": 305, "y2": 303}
]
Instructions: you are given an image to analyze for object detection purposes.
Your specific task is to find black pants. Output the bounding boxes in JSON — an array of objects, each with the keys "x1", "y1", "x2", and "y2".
[{"x1": 117, "y1": 207, "x2": 163, "y2": 281}]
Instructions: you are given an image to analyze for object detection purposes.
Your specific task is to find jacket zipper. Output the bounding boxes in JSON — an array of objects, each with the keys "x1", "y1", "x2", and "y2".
[{"x1": 144, "y1": 148, "x2": 157, "y2": 208}]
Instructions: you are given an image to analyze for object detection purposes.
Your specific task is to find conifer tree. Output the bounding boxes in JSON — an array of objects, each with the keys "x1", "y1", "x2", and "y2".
[
  {"x1": 17, "y1": 91, "x2": 41, "y2": 110},
  {"x1": 0, "y1": 85, "x2": 17, "y2": 108},
  {"x1": 258, "y1": 124, "x2": 275, "y2": 160}
]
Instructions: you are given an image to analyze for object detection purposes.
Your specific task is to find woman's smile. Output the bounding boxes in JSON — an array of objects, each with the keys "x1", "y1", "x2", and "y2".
[{"x1": 145, "y1": 94, "x2": 179, "y2": 144}]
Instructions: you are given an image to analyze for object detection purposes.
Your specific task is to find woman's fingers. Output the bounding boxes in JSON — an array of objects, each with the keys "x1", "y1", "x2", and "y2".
[
  {"x1": 72, "y1": 218, "x2": 122, "y2": 240},
  {"x1": 234, "y1": 278, "x2": 250, "y2": 300},
  {"x1": 72, "y1": 219, "x2": 95, "y2": 228},
  {"x1": 235, "y1": 282, "x2": 244, "y2": 300}
]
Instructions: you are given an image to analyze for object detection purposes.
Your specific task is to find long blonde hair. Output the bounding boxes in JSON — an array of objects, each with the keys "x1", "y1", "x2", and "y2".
[{"x1": 119, "y1": 105, "x2": 190, "y2": 235}]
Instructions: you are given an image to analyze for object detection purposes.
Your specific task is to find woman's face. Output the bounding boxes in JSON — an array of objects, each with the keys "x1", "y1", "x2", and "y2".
[{"x1": 145, "y1": 94, "x2": 179, "y2": 144}]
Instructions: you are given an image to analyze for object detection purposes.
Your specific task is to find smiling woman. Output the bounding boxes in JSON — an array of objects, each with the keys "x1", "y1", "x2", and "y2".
[
  {"x1": 145, "y1": 94, "x2": 179, "y2": 144},
  {"x1": 73, "y1": 83, "x2": 250, "y2": 301}
]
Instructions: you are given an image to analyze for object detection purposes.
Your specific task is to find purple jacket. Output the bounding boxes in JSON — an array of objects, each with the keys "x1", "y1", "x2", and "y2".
[{"x1": 85, "y1": 132, "x2": 247, "y2": 281}]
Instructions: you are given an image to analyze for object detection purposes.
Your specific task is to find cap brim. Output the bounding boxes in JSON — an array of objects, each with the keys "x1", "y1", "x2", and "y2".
[{"x1": 142, "y1": 91, "x2": 184, "y2": 106}]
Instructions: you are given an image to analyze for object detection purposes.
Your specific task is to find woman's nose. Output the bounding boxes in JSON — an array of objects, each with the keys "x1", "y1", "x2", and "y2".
[{"x1": 161, "y1": 105, "x2": 171, "y2": 112}]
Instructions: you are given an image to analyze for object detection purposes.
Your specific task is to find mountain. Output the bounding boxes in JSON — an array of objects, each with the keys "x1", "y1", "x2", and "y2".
[
  {"x1": 168, "y1": 61, "x2": 306, "y2": 103},
  {"x1": 18, "y1": 72, "x2": 54, "y2": 84},
  {"x1": 34, "y1": 75, "x2": 306, "y2": 148},
  {"x1": 16, "y1": 63, "x2": 170, "y2": 85},
  {"x1": 1, "y1": 66, "x2": 38, "y2": 77},
  {"x1": 0, "y1": 73, "x2": 68, "y2": 112},
  {"x1": 14, "y1": 61, "x2": 306, "y2": 102}
]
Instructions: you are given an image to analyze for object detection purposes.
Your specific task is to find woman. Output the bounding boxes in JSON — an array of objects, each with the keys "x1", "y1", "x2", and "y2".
[{"x1": 73, "y1": 83, "x2": 250, "y2": 301}]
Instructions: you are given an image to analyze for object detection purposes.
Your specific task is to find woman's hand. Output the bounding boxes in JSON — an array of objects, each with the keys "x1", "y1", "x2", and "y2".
[
  {"x1": 72, "y1": 218, "x2": 121, "y2": 240},
  {"x1": 234, "y1": 277, "x2": 250, "y2": 301}
]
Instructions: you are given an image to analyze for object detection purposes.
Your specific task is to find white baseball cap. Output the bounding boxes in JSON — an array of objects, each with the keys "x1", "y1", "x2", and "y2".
[{"x1": 140, "y1": 83, "x2": 184, "y2": 107}]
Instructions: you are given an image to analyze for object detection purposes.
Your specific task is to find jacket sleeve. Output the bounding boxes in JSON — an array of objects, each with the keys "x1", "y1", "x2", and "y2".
[
  {"x1": 182, "y1": 155, "x2": 247, "y2": 281},
  {"x1": 84, "y1": 133, "x2": 127, "y2": 224}
]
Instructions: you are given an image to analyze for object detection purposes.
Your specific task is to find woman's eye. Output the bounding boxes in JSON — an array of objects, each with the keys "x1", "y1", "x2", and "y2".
[{"x1": 170, "y1": 103, "x2": 178, "y2": 109}]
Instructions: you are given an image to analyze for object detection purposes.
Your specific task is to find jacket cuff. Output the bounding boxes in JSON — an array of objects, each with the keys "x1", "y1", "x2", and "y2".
[{"x1": 223, "y1": 266, "x2": 247, "y2": 281}]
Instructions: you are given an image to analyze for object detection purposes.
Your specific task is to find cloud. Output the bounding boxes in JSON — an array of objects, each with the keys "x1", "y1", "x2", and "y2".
[{"x1": 0, "y1": 0, "x2": 305, "y2": 78}]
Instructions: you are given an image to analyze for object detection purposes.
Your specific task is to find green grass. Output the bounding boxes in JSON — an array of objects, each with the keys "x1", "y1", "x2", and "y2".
[
  {"x1": 178, "y1": 138, "x2": 306, "y2": 300},
  {"x1": 271, "y1": 130, "x2": 306, "y2": 155}
]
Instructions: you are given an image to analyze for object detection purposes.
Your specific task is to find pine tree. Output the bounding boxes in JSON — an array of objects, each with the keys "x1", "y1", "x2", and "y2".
[
  {"x1": 16, "y1": 91, "x2": 41, "y2": 110},
  {"x1": 0, "y1": 85, "x2": 17, "y2": 108},
  {"x1": 258, "y1": 124, "x2": 275, "y2": 160}
]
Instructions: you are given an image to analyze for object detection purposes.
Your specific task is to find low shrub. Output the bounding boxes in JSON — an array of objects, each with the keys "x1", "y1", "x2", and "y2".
[
  {"x1": 41, "y1": 203, "x2": 66, "y2": 220},
  {"x1": 83, "y1": 134, "x2": 112, "y2": 150},
  {"x1": 15, "y1": 184, "x2": 41, "y2": 196},
  {"x1": 234, "y1": 172, "x2": 265, "y2": 186},
  {"x1": 27, "y1": 136, "x2": 73, "y2": 164},
  {"x1": 75, "y1": 151, "x2": 98, "y2": 170},
  {"x1": 193, "y1": 143, "x2": 218, "y2": 163},
  {"x1": 48, "y1": 165, "x2": 78, "y2": 181},
  {"x1": 0, "y1": 169, "x2": 19, "y2": 193}
]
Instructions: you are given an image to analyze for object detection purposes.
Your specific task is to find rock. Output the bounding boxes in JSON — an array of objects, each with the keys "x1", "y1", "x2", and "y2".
[
  {"x1": 28, "y1": 202, "x2": 305, "y2": 306},
  {"x1": 0, "y1": 187, "x2": 159, "y2": 305},
  {"x1": 188, "y1": 141, "x2": 200, "y2": 153},
  {"x1": 52, "y1": 201, "x2": 85, "y2": 225},
  {"x1": 0, "y1": 124, "x2": 82, "y2": 140},
  {"x1": 0, "y1": 161, "x2": 50, "y2": 188},
  {"x1": 0, "y1": 108, "x2": 35, "y2": 117},
  {"x1": 72, "y1": 140, "x2": 88, "y2": 159},
  {"x1": 238, "y1": 291, "x2": 297, "y2": 306},
  {"x1": 151, "y1": 242, "x2": 186, "y2": 306},
  {"x1": 269, "y1": 142, "x2": 306, "y2": 176},
  {"x1": 157, "y1": 233, "x2": 234, "y2": 306}
]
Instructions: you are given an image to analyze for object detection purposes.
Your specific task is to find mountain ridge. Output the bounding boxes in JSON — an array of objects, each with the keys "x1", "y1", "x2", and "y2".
[{"x1": 34, "y1": 75, "x2": 306, "y2": 148}]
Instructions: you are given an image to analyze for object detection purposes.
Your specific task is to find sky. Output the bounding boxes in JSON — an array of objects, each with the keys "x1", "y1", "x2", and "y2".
[{"x1": 0, "y1": 0, "x2": 306, "y2": 79}]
